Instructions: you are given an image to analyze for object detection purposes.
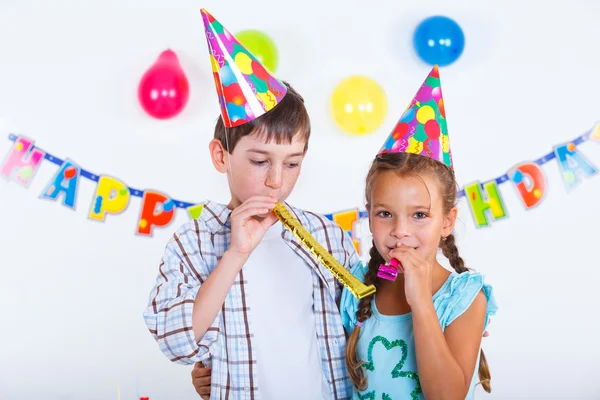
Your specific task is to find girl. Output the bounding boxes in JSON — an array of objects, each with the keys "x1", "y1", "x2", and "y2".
[{"x1": 341, "y1": 66, "x2": 497, "y2": 399}]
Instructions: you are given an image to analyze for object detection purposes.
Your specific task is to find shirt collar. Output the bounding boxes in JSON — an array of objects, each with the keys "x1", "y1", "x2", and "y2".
[{"x1": 199, "y1": 200, "x2": 232, "y2": 234}]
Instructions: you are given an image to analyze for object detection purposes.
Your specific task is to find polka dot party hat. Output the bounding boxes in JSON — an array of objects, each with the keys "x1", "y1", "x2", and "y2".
[
  {"x1": 200, "y1": 8, "x2": 287, "y2": 128},
  {"x1": 378, "y1": 65, "x2": 453, "y2": 169}
]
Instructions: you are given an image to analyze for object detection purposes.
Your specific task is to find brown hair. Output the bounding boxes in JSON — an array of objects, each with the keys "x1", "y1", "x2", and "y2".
[
  {"x1": 213, "y1": 81, "x2": 311, "y2": 153},
  {"x1": 345, "y1": 151, "x2": 492, "y2": 393}
]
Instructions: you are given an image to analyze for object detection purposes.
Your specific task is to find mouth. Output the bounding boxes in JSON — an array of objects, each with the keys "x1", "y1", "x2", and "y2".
[{"x1": 387, "y1": 245, "x2": 418, "y2": 252}]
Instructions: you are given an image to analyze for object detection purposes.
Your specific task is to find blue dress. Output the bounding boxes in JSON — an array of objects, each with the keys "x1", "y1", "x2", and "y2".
[{"x1": 340, "y1": 263, "x2": 498, "y2": 400}]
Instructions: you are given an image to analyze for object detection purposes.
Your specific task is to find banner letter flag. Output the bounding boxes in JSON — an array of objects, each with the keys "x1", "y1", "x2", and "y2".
[
  {"x1": 88, "y1": 176, "x2": 131, "y2": 221},
  {"x1": 509, "y1": 162, "x2": 546, "y2": 209},
  {"x1": 553, "y1": 142, "x2": 597, "y2": 191},
  {"x1": 137, "y1": 191, "x2": 176, "y2": 236},
  {"x1": 464, "y1": 181, "x2": 508, "y2": 227},
  {"x1": 40, "y1": 159, "x2": 81, "y2": 209},
  {"x1": 186, "y1": 203, "x2": 204, "y2": 220},
  {"x1": 332, "y1": 209, "x2": 360, "y2": 253},
  {"x1": 1, "y1": 136, "x2": 45, "y2": 187}
]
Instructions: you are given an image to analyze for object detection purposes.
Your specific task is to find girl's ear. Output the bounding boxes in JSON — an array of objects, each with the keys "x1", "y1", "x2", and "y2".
[{"x1": 442, "y1": 206, "x2": 458, "y2": 237}]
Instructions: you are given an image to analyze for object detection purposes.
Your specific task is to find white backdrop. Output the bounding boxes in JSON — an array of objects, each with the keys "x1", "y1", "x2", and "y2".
[{"x1": 1, "y1": 0, "x2": 600, "y2": 399}]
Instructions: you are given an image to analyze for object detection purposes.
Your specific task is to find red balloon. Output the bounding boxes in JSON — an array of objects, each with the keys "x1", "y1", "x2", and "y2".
[{"x1": 138, "y1": 49, "x2": 189, "y2": 119}]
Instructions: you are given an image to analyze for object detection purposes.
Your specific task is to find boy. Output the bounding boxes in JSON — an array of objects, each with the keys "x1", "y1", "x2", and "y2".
[{"x1": 143, "y1": 9, "x2": 360, "y2": 399}]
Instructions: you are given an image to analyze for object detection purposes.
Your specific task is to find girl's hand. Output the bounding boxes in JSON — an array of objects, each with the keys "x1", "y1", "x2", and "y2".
[{"x1": 388, "y1": 244, "x2": 434, "y2": 307}]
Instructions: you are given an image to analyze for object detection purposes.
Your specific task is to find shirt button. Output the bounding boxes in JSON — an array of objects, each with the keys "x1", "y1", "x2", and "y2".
[{"x1": 333, "y1": 339, "x2": 338, "y2": 345}]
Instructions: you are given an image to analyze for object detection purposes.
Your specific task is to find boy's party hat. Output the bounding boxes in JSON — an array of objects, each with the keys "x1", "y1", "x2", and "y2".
[
  {"x1": 200, "y1": 8, "x2": 287, "y2": 127},
  {"x1": 378, "y1": 65, "x2": 453, "y2": 169}
]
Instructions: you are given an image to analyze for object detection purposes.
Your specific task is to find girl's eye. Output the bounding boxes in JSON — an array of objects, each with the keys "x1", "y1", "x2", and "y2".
[
  {"x1": 250, "y1": 160, "x2": 267, "y2": 165},
  {"x1": 286, "y1": 163, "x2": 299, "y2": 168},
  {"x1": 377, "y1": 211, "x2": 392, "y2": 218},
  {"x1": 414, "y1": 212, "x2": 428, "y2": 219}
]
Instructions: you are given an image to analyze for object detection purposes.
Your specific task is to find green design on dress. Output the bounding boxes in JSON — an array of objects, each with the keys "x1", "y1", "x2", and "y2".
[
  {"x1": 357, "y1": 391, "x2": 375, "y2": 400},
  {"x1": 358, "y1": 335, "x2": 423, "y2": 400}
]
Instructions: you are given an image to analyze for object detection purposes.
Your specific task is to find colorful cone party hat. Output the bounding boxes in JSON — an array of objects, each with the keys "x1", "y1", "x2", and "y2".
[
  {"x1": 378, "y1": 65, "x2": 453, "y2": 169},
  {"x1": 200, "y1": 8, "x2": 287, "y2": 127}
]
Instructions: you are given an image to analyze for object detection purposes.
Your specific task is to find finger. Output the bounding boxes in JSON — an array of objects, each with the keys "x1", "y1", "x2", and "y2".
[
  {"x1": 232, "y1": 200, "x2": 277, "y2": 217},
  {"x1": 234, "y1": 197, "x2": 277, "y2": 212},
  {"x1": 194, "y1": 387, "x2": 210, "y2": 399},
  {"x1": 194, "y1": 362, "x2": 203, "y2": 369},
  {"x1": 192, "y1": 368, "x2": 211, "y2": 378},
  {"x1": 483, "y1": 319, "x2": 492, "y2": 337},
  {"x1": 259, "y1": 212, "x2": 278, "y2": 229},
  {"x1": 388, "y1": 245, "x2": 415, "y2": 255},
  {"x1": 397, "y1": 259, "x2": 405, "y2": 273},
  {"x1": 193, "y1": 376, "x2": 211, "y2": 387},
  {"x1": 389, "y1": 247, "x2": 423, "y2": 269},
  {"x1": 232, "y1": 198, "x2": 278, "y2": 212},
  {"x1": 240, "y1": 197, "x2": 277, "y2": 207},
  {"x1": 388, "y1": 248, "x2": 415, "y2": 264},
  {"x1": 201, "y1": 396, "x2": 209, "y2": 400},
  {"x1": 198, "y1": 386, "x2": 211, "y2": 395},
  {"x1": 392, "y1": 245, "x2": 420, "y2": 257},
  {"x1": 400, "y1": 248, "x2": 422, "y2": 267},
  {"x1": 233, "y1": 205, "x2": 277, "y2": 222},
  {"x1": 390, "y1": 251, "x2": 418, "y2": 273},
  {"x1": 244, "y1": 195, "x2": 278, "y2": 203}
]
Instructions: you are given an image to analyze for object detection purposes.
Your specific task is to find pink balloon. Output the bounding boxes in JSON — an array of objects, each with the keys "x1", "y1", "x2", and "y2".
[{"x1": 138, "y1": 49, "x2": 189, "y2": 119}]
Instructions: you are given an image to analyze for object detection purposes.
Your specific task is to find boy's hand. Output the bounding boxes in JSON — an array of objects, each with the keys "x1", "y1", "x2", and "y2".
[
  {"x1": 191, "y1": 362, "x2": 211, "y2": 399},
  {"x1": 483, "y1": 317, "x2": 492, "y2": 337},
  {"x1": 229, "y1": 195, "x2": 278, "y2": 259}
]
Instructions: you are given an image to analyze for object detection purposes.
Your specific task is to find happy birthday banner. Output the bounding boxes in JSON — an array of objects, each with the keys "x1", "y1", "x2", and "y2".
[{"x1": 2, "y1": 124, "x2": 599, "y2": 254}]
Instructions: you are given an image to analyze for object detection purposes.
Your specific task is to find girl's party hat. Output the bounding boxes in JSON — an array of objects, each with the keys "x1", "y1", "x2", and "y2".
[{"x1": 378, "y1": 65, "x2": 453, "y2": 169}]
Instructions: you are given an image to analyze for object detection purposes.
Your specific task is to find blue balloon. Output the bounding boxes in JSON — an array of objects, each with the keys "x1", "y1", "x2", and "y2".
[{"x1": 413, "y1": 16, "x2": 465, "y2": 67}]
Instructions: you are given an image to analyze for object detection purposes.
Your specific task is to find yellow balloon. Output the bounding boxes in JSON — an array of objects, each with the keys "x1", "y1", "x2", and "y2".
[{"x1": 330, "y1": 75, "x2": 388, "y2": 135}]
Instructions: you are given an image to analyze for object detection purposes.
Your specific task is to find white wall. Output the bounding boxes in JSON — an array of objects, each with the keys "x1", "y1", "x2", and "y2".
[{"x1": 1, "y1": 0, "x2": 599, "y2": 398}]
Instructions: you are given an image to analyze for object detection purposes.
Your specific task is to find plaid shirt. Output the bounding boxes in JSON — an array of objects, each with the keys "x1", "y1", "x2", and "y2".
[{"x1": 143, "y1": 200, "x2": 361, "y2": 399}]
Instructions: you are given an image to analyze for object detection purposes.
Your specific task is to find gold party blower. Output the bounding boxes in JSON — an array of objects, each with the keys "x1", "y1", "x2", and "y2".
[{"x1": 273, "y1": 203, "x2": 376, "y2": 299}]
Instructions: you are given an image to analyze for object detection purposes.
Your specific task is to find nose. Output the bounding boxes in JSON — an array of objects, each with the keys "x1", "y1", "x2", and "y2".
[
  {"x1": 391, "y1": 217, "x2": 411, "y2": 239},
  {"x1": 265, "y1": 166, "x2": 283, "y2": 189}
]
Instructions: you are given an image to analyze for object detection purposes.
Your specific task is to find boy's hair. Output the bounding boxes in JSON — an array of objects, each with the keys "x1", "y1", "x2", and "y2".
[
  {"x1": 213, "y1": 81, "x2": 311, "y2": 153},
  {"x1": 345, "y1": 152, "x2": 492, "y2": 393}
]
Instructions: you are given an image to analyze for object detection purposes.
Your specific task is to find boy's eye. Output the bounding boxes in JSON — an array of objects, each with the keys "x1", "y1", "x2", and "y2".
[
  {"x1": 376, "y1": 211, "x2": 392, "y2": 218},
  {"x1": 414, "y1": 212, "x2": 428, "y2": 219},
  {"x1": 250, "y1": 160, "x2": 267, "y2": 165},
  {"x1": 286, "y1": 163, "x2": 299, "y2": 168}
]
